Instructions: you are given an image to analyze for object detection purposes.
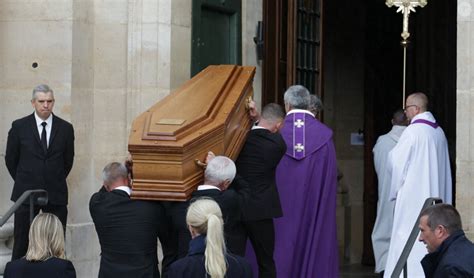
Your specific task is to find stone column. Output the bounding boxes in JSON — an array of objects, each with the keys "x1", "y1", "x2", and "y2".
[
  {"x1": 456, "y1": 0, "x2": 474, "y2": 241},
  {"x1": 0, "y1": 221, "x2": 13, "y2": 276}
]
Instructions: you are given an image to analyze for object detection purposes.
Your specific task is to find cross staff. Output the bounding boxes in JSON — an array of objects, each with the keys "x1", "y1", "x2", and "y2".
[{"x1": 386, "y1": 0, "x2": 427, "y2": 108}]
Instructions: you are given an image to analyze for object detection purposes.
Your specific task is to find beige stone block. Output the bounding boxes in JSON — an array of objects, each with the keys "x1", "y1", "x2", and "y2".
[
  {"x1": 138, "y1": 87, "x2": 170, "y2": 114},
  {"x1": 0, "y1": 0, "x2": 72, "y2": 21},
  {"x1": 66, "y1": 223, "x2": 100, "y2": 276},
  {"x1": 457, "y1": 23, "x2": 471, "y2": 91},
  {"x1": 142, "y1": 0, "x2": 159, "y2": 24},
  {"x1": 0, "y1": 21, "x2": 73, "y2": 89},
  {"x1": 170, "y1": 25, "x2": 192, "y2": 89},
  {"x1": 457, "y1": 0, "x2": 474, "y2": 22},
  {"x1": 93, "y1": 24, "x2": 128, "y2": 89},
  {"x1": 94, "y1": 0, "x2": 128, "y2": 23},
  {"x1": 72, "y1": 0, "x2": 94, "y2": 24},
  {"x1": 158, "y1": 0, "x2": 172, "y2": 24},
  {"x1": 67, "y1": 156, "x2": 98, "y2": 223},
  {"x1": 141, "y1": 23, "x2": 160, "y2": 87},
  {"x1": 172, "y1": 0, "x2": 192, "y2": 27},
  {"x1": 157, "y1": 23, "x2": 172, "y2": 89}
]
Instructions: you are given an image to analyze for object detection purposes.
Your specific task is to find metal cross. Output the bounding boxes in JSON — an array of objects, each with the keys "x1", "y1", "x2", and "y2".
[
  {"x1": 386, "y1": 0, "x2": 428, "y2": 108},
  {"x1": 386, "y1": 0, "x2": 427, "y2": 41}
]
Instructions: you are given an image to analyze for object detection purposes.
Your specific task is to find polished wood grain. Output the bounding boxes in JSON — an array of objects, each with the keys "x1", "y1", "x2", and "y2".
[{"x1": 129, "y1": 65, "x2": 256, "y2": 201}]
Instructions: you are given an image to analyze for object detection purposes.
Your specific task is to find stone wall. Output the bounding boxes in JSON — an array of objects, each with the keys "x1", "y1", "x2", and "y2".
[
  {"x1": 456, "y1": 0, "x2": 474, "y2": 240},
  {"x1": 0, "y1": 0, "x2": 262, "y2": 277}
]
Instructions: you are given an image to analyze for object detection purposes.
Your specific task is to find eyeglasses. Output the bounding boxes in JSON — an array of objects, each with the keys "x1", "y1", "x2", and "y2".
[{"x1": 404, "y1": 105, "x2": 418, "y2": 111}]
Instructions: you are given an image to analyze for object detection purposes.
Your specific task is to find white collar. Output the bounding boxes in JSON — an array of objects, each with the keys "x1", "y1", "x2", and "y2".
[
  {"x1": 251, "y1": 125, "x2": 267, "y2": 130},
  {"x1": 34, "y1": 112, "x2": 52, "y2": 127},
  {"x1": 115, "y1": 186, "x2": 132, "y2": 196},
  {"x1": 197, "y1": 185, "x2": 221, "y2": 191},
  {"x1": 286, "y1": 109, "x2": 315, "y2": 117},
  {"x1": 410, "y1": 111, "x2": 436, "y2": 124}
]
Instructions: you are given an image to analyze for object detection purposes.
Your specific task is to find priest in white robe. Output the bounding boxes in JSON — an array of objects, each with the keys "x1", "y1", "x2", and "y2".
[
  {"x1": 372, "y1": 109, "x2": 408, "y2": 275},
  {"x1": 383, "y1": 92, "x2": 452, "y2": 278}
]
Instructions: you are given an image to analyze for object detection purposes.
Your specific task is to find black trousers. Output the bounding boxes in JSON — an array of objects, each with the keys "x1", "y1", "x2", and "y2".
[
  {"x1": 12, "y1": 203, "x2": 67, "y2": 260},
  {"x1": 243, "y1": 219, "x2": 276, "y2": 278}
]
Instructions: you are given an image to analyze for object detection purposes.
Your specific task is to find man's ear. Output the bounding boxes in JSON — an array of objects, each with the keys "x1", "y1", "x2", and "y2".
[
  {"x1": 220, "y1": 180, "x2": 231, "y2": 190},
  {"x1": 435, "y1": 225, "x2": 447, "y2": 239},
  {"x1": 274, "y1": 120, "x2": 284, "y2": 133}
]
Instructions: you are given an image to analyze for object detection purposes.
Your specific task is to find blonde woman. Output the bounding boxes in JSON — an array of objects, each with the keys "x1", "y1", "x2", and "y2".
[
  {"x1": 168, "y1": 198, "x2": 252, "y2": 278},
  {"x1": 4, "y1": 213, "x2": 76, "y2": 278}
]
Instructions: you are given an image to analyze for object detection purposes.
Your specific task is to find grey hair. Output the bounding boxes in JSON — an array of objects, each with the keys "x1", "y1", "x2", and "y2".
[
  {"x1": 283, "y1": 85, "x2": 311, "y2": 109},
  {"x1": 32, "y1": 84, "x2": 54, "y2": 100},
  {"x1": 420, "y1": 204, "x2": 462, "y2": 235},
  {"x1": 102, "y1": 162, "x2": 128, "y2": 186},
  {"x1": 204, "y1": 156, "x2": 236, "y2": 185},
  {"x1": 308, "y1": 94, "x2": 323, "y2": 116}
]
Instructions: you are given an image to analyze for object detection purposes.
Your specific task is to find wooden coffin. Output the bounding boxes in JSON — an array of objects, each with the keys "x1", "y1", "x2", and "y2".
[{"x1": 128, "y1": 65, "x2": 256, "y2": 201}]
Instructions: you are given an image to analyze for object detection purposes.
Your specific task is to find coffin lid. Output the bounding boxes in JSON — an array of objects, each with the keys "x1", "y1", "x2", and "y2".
[{"x1": 129, "y1": 65, "x2": 256, "y2": 154}]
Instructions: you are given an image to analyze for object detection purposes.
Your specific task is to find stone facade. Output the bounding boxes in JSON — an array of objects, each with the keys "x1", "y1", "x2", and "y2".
[
  {"x1": 0, "y1": 0, "x2": 471, "y2": 277},
  {"x1": 456, "y1": 0, "x2": 474, "y2": 240},
  {"x1": 0, "y1": 0, "x2": 262, "y2": 276}
]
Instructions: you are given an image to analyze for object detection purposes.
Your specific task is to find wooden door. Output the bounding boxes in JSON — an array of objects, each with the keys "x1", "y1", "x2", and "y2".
[
  {"x1": 191, "y1": 0, "x2": 242, "y2": 77},
  {"x1": 262, "y1": 0, "x2": 323, "y2": 105}
]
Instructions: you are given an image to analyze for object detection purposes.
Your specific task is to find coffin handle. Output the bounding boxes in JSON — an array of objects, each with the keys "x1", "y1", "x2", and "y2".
[
  {"x1": 245, "y1": 96, "x2": 253, "y2": 110},
  {"x1": 194, "y1": 159, "x2": 207, "y2": 169}
]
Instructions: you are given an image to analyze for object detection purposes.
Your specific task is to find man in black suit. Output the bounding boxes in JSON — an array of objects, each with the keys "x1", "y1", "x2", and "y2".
[
  {"x1": 90, "y1": 162, "x2": 168, "y2": 278},
  {"x1": 235, "y1": 103, "x2": 287, "y2": 278},
  {"x1": 170, "y1": 154, "x2": 249, "y2": 258},
  {"x1": 5, "y1": 84, "x2": 75, "y2": 260}
]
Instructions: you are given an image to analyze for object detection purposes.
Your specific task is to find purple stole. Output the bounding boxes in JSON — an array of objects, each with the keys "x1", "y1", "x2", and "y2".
[
  {"x1": 291, "y1": 112, "x2": 306, "y2": 159},
  {"x1": 412, "y1": 119, "x2": 439, "y2": 128}
]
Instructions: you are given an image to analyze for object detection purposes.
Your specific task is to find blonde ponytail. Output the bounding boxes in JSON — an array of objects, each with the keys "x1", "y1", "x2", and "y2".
[
  {"x1": 205, "y1": 214, "x2": 227, "y2": 278},
  {"x1": 186, "y1": 198, "x2": 228, "y2": 278}
]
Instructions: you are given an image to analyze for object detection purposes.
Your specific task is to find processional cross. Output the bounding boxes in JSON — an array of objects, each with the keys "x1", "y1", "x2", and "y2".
[{"x1": 385, "y1": 0, "x2": 427, "y2": 108}]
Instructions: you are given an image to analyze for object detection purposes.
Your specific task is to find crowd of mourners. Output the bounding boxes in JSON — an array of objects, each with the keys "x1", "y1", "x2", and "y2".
[{"x1": 3, "y1": 84, "x2": 474, "y2": 278}]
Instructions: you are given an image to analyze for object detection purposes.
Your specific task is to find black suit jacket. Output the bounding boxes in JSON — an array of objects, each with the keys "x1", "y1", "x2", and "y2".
[
  {"x1": 235, "y1": 128, "x2": 287, "y2": 221},
  {"x1": 5, "y1": 113, "x2": 74, "y2": 205},
  {"x1": 89, "y1": 187, "x2": 166, "y2": 278},
  {"x1": 169, "y1": 175, "x2": 250, "y2": 258},
  {"x1": 4, "y1": 257, "x2": 76, "y2": 278}
]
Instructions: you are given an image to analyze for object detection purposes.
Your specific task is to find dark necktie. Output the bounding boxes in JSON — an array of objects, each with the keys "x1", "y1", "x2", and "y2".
[{"x1": 41, "y1": 122, "x2": 47, "y2": 153}]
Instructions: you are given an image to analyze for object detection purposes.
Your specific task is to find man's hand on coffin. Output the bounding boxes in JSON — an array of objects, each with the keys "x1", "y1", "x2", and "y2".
[
  {"x1": 248, "y1": 100, "x2": 260, "y2": 122},
  {"x1": 205, "y1": 151, "x2": 216, "y2": 164},
  {"x1": 125, "y1": 155, "x2": 134, "y2": 185}
]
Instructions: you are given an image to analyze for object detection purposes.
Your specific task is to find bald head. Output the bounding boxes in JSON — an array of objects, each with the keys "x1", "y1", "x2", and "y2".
[
  {"x1": 405, "y1": 92, "x2": 429, "y2": 121},
  {"x1": 407, "y1": 92, "x2": 428, "y2": 112},
  {"x1": 392, "y1": 109, "x2": 408, "y2": 126}
]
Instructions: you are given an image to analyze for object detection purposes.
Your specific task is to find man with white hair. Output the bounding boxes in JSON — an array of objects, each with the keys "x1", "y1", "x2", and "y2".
[
  {"x1": 274, "y1": 85, "x2": 339, "y2": 277},
  {"x1": 171, "y1": 154, "x2": 249, "y2": 258}
]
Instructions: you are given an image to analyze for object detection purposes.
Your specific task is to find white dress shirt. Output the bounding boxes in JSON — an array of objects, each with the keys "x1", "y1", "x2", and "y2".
[{"x1": 34, "y1": 112, "x2": 53, "y2": 147}]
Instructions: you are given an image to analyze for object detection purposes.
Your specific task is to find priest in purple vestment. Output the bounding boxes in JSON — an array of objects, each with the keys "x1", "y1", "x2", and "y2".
[{"x1": 274, "y1": 85, "x2": 339, "y2": 277}]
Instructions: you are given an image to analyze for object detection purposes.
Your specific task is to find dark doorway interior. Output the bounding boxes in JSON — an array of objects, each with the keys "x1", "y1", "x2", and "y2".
[{"x1": 363, "y1": 0, "x2": 457, "y2": 265}]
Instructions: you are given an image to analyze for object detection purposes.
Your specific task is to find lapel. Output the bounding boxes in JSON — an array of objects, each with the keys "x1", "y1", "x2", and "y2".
[
  {"x1": 49, "y1": 114, "x2": 60, "y2": 151},
  {"x1": 29, "y1": 113, "x2": 43, "y2": 149}
]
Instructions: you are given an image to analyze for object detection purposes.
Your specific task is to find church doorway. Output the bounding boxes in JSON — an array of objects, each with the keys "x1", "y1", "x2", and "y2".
[{"x1": 261, "y1": 0, "x2": 457, "y2": 266}]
